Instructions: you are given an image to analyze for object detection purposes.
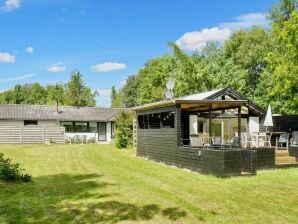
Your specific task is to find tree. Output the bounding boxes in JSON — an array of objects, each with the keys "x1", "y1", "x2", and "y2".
[
  {"x1": 115, "y1": 110, "x2": 134, "y2": 148},
  {"x1": 46, "y1": 84, "x2": 65, "y2": 106},
  {"x1": 266, "y1": 11, "x2": 298, "y2": 114},
  {"x1": 121, "y1": 75, "x2": 140, "y2": 107},
  {"x1": 269, "y1": 0, "x2": 297, "y2": 26},
  {"x1": 223, "y1": 26, "x2": 272, "y2": 99},
  {"x1": 65, "y1": 70, "x2": 96, "y2": 107},
  {"x1": 111, "y1": 86, "x2": 122, "y2": 108}
]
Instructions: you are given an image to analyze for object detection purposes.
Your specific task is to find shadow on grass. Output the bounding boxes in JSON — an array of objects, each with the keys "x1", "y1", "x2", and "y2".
[{"x1": 0, "y1": 173, "x2": 188, "y2": 223}]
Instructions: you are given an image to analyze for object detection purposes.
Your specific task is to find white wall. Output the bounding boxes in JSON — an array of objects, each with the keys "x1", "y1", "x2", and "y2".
[
  {"x1": 0, "y1": 120, "x2": 58, "y2": 127},
  {"x1": 249, "y1": 117, "x2": 259, "y2": 133},
  {"x1": 38, "y1": 120, "x2": 59, "y2": 126},
  {"x1": 189, "y1": 115, "x2": 198, "y2": 135},
  {"x1": 106, "y1": 122, "x2": 112, "y2": 143},
  {"x1": 0, "y1": 120, "x2": 23, "y2": 126}
]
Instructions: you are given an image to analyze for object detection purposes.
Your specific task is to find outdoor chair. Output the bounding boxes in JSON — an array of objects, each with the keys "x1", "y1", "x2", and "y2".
[
  {"x1": 291, "y1": 131, "x2": 298, "y2": 146},
  {"x1": 259, "y1": 132, "x2": 272, "y2": 147},
  {"x1": 73, "y1": 135, "x2": 80, "y2": 144},
  {"x1": 240, "y1": 133, "x2": 253, "y2": 148},
  {"x1": 276, "y1": 133, "x2": 289, "y2": 150},
  {"x1": 223, "y1": 137, "x2": 241, "y2": 149},
  {"x1": 190, "y1": 135, "x2": 205, "y2": 148},
  {"x1": 211, "y1": 137, "x2": 222, "y2": 148}
]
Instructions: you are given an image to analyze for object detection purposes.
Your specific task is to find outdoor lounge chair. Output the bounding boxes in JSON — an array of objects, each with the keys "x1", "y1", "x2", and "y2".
[
  {"x1": 211, "y1": 137, "x2": 222, "y2": 148},
  {"x1": 223, "y1": 137, "x2": 241, "y2": 149},
  {"x1": 276, "y1": 133, "x2": 289, "y2": 150},
  {"x1": 189, "y1": 135, "x2": 205, "y2": 148}
]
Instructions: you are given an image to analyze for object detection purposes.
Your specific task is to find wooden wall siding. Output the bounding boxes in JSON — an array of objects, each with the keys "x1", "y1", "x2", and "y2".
[
  {"x1": 0, "y1": 126, "x2": 21, "y2": 144},
  {"x1": 241, "y1": 150, "x2": 257, "y2": 175},
  {"x1": 260, "y1": 115, "x2": 298, "y2": 133},
  {"x1": 254, "y1": 148, "x2": 275, "y2": 169},
  {"x1": 289, "y1": 146, "x2": 298, "y2": 157},
  {"x1": 136, "y1": 106, "x2": 272, "y2": 176},
  {"x1": 0, "y1": 126, "x2": 65, "y2": 144}
]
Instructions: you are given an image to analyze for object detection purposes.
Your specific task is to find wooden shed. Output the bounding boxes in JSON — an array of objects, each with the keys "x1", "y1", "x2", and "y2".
[{"x1": 133, "y1": 88, "x2": 274, "y2": 177}]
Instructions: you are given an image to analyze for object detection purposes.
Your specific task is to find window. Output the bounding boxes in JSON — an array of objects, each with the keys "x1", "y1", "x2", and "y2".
[
  {"x1": 89, "y1": 122, "x2": 97, "y2": 133},
  {"x1": 74, "y1": 122, "x2": 88, "y2": 132},
  {"x1": 161, "y1": 112, "x2": 175, "y2": 128},
  {"x1": 149, "y1": 113, "x2": 160, "y2": 129},
  {"x1": 24, "y1": 120, "x2": 38, "y2": 125},
  {"x1": 60, "y1": 121, "x2": 74, "y2": 132},
  {"x1": 138, "y1": 115, "x2": 149, "y2": 129}
]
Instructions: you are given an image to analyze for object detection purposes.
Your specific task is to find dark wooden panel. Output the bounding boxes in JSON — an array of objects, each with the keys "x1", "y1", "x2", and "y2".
[
  {"x1": 260, "y1": 115, "x2": 298, "y2": 133},
  {"x1": 289, "y1": 146, "x2": 298, "y2": 157},
  {"x1": 254, "y1": 148, "x2": 275, "y2": 169},
  {"x1": 241, "y1": 150, "x2": 257, "y2": 175}
]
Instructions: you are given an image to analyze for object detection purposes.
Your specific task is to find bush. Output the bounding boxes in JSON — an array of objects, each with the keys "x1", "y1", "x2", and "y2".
[
  {"x1": 115, "y1": 110, "x2": 135, "y2": 148},
  {"x1": 0, "y1": 153, "x2": 32, "y2": 182}
]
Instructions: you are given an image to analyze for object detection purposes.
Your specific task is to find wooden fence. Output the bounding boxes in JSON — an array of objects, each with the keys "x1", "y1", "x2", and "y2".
[{"x1": 0, "y1": 126, "x2": 65, "y2": 144}]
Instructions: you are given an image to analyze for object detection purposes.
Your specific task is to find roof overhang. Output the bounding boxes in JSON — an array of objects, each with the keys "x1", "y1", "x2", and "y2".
[
  {"x1": 133, "y1": 99, "x2": 248, "y2": 112},
  {"x1": 178, "y1": 100, "x2": 247, "y2": 111}
]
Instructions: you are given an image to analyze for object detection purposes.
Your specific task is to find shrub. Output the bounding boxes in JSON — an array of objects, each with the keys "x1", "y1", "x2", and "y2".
[
  {"x1": 115, "y1": 110, "x2": 135, "y2": 148},
  {"x1": 0, "y1": 153, "x2": 32, "y2": 182}
]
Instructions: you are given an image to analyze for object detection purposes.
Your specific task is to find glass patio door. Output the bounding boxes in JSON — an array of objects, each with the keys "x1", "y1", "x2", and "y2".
[{"x1": 98, "y1": 122, "x2": 107, "y2": 141}]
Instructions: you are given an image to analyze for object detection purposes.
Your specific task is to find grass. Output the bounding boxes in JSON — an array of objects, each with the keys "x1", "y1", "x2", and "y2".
[{"x1": 0, "y1": 144, "x2": 297, "y2": 224}]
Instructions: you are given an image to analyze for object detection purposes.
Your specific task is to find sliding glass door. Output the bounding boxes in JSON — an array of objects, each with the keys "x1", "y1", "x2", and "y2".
[{"x1": 98, "y1": 122, "x2": 107, "y2": 141}]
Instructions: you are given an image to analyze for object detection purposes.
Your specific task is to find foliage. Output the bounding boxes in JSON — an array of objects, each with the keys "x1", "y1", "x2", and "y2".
[
  {"x1": 0, "y1": 153, "x2": 31, "y2": 182},
  {"x1": 119, "y1": 0, "x2": 298, "y2": 115},
  {"x1": 115, "y1": 110, "x2": 134, "y2": 148},
  {"x1": 265, "y1": 11, "x2": 298, "y2": 114},
  {"x1": 0, "y1": 71, "x2": 97, "y2": 107},
  {"x1": 65, "y1": 70, "x2": 97, "y2": 107},
  {"x1": 46, "y1": 84, "x2": 65, "y2": 106},
  {"x1": 269, "y1": 0, "x2": 297, "y2": 26},
  {"x1": 111, "y1": 86, "x2": 123, "y2": 108}
]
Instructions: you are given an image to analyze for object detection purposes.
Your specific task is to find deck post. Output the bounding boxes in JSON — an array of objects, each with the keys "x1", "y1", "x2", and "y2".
[
  {"x1": 209, "y1": 106, "x2": 212, "y2": 145},
  {"x1": 238, "y1": 106, "x2": 241, "y2": 147}
]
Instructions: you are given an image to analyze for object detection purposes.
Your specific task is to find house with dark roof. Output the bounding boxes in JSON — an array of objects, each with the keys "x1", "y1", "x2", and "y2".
[
  {"x1": 0, "y1": 104, "x2": 122, "y2": 144},
  {"x1": 133, "y1": 87, "x2": 276, "y2": 177}
]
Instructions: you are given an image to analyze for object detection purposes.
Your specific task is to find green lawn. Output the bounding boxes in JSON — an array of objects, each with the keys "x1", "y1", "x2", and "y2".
[{"x1": 0, "y1": 144, "x2": 297, "y2": 224}]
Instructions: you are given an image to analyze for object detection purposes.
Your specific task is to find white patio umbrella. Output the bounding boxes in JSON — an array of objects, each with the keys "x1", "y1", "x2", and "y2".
[{"x1": 263, "y1": 105, "x2": 273, "y2": 132}]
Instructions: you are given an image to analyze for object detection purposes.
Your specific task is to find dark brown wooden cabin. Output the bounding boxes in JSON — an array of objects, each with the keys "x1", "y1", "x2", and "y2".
[{"x1": 133, "y1": 88, "x2": 275, "y2": 177}]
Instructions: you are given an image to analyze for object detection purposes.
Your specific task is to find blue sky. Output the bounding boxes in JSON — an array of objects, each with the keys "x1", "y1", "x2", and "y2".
[{"x1": 0, "y1": 0, "x2": 278, "y2": 107}]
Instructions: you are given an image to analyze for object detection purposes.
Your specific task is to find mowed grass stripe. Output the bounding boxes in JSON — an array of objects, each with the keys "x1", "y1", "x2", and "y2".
[{"x1": 0, "y1": 144, "x2": 297, "y2": 223}]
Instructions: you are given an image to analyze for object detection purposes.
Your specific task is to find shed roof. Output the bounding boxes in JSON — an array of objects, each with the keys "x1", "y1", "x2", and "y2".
[
  {"x1": 133, "y1": 87, "x2": 265, "y2": 115},
  {"x1": 0, "y1": 104, "x2": 122, "y2": 122}
]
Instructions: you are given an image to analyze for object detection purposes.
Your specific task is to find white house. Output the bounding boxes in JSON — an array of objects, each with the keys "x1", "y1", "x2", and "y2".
[{"x1": 0, "y1": 104, "x2": 122, "y2": 144}]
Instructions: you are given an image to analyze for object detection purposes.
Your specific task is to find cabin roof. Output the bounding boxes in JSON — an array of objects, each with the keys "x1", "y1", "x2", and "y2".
[
  {"x1": 0, "y1": 104, "x2": 123, "y2": 122},
  {"x1": 133, "y1": 87, "x2": 265, "y2": 115}
]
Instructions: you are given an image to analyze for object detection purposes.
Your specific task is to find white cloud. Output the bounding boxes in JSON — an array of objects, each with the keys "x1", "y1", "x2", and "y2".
[
  {"x1": 97, "y1": 89, "x2": 112, "y2": 96},
  {"x1": 26, "y1": 46, "x2": 34, "y2": 54},
  {"x1": 176, "y1": 28, "x2": 232, "y2": 51},
  {"x1": 0, "y1": 73, "x2": 35, "y2": 84},
  {"x1": 220, "y1": 13, "x2": 269, "y2": 30},
  {"x1": 91, "y1": 62, "x2": 126, "y2": 73},
  {"x1": 1, "y1": 0, "x2": 21, "y2": 12},
  {"x1": 0, "y1": 52, "x2": 16, "y2": 63},
  {"x1": 47, "y1": 65, "x2": 66, "y2": 73},
  {"x1": 176, "y1": 12, "x2": 269, "y2": 51}
]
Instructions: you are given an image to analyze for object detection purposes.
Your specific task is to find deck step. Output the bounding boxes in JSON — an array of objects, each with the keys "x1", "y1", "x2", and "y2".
[
  {"x1": 275, "y1": 163, "x2": 298, "y2": 168},
  {"x1": 275, "y1": 150, "x2": 298, "y2": 165}
]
